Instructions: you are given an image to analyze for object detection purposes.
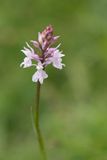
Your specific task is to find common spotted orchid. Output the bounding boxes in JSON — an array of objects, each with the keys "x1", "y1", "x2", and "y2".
[{"x1": 20, "y1": 25, "x2": 65, "y2": 84}]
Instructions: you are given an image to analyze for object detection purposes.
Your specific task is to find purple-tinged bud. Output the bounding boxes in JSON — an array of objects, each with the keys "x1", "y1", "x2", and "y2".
[
  {"x1": 31, "y1": 40, "x2": 40, "y2": 49},
  {"x1": 42, "y1": 25, "x2": 53, "y2": 41},
  {"x1": 38, "y1": 25, "x2": 59, "y2": 51}
]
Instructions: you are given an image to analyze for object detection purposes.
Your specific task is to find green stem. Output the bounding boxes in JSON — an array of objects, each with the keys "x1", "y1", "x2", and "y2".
[{"x1": 35, "y1": 81, "x2": 47, "y2": 160}]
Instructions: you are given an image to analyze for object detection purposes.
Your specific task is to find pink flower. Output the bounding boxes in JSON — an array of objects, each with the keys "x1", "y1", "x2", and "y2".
[
  {"x1": 50, "y1": 49, "x2": 65, "y2": 69},
  {"x1": 20, "y1": 57, "x2": 32, "y2": 68},
  {"x1": 32, "y1": 62, "x2": 48, "y2": 84},
  {"x1": 20, "y1": 25, "x2": 65, "y2": 84},
  {"x1": 20, "y1": 43, "x2": 39, "y2": 68},
  {"x1": 44, "y1": 45, "x2": 65, "y2": 69}
]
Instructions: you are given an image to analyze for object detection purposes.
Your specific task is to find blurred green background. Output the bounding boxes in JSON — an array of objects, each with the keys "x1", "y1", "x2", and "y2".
[{"x1": 0, "y1": 0, "x2": 107, "y2": 159}]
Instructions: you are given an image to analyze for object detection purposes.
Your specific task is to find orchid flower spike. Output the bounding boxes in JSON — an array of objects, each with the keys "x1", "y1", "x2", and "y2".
[{"x1": 20, "y1": 25, "x2": 65, "y2": 84}]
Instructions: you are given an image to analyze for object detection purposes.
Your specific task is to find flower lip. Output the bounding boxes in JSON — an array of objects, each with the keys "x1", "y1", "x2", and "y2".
[{"x1": 32, "y1": 69, "x2": 48, "y2": 84}]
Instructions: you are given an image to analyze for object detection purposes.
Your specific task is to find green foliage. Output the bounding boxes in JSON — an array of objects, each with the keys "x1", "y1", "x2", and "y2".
[{"x1": 0, "y1": 0, "x2": 107, "y2": 159}]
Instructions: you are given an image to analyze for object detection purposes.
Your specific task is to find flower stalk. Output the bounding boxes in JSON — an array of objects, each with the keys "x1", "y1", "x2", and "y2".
[{"x1": 35, "y1": 81, "x2": 47, "y2": 160}]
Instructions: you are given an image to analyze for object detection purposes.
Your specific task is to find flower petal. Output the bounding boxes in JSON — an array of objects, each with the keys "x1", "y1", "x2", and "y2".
[
  {"x1": 32, "y1": 69, "x2": 48, "y2": 84},
  {"x1": 21, "y1": 42, "x2": 40, "y2": 62},
  {"x1": 20, "y1": 57, "x2": 32, "y2": 68},
  {"x1": 52, "y1": 58, "x2": 65, "y2": 69}
]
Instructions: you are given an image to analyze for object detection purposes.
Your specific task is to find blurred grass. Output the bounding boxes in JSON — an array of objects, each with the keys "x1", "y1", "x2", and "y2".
[{"x1": 0, "y1": 0, "x2": 107, "y2": 159}]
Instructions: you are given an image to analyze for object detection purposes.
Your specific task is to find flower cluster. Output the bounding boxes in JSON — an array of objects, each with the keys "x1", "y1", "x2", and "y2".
[{"x1": 20, "y1": 25, "x2": 65, "y2": 84}]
